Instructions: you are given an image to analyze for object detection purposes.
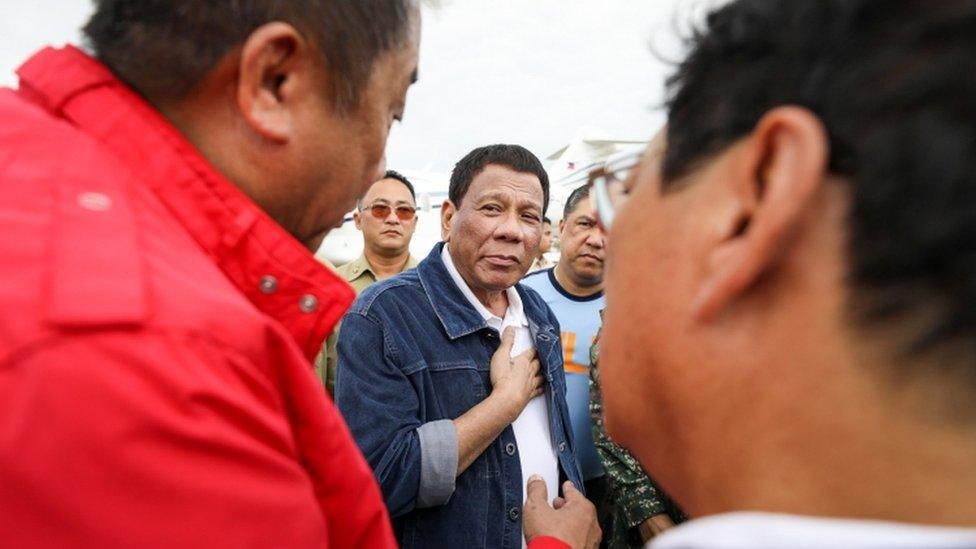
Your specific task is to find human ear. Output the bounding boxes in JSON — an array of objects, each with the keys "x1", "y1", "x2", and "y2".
[
  {"x1": 440, "y1": 200, "x2": 456, "y2": 242},
  {"x1": 353, "y1": 210, "x2": 363, "y2": 231},
  {"x1": 236, "y1": 22, "x2": 317, "y2": 142},
  {"x1": 692, "y1": 106, "x2": 829, "y2": 322}
]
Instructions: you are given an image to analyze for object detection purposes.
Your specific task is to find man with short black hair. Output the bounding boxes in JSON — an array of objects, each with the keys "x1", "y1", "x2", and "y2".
[
  {"x1": 336, "y1": 144, "x2": 598, "y2": 548},
  {"x1": 530, "y1": 0, "x2": 976, "y2": 546},
  {"x1": 0, "y1": 0, "x2": 420, "y2": 546},
  {"x1": 317, "y1": 170, "x2": 421, "y2": 394}
]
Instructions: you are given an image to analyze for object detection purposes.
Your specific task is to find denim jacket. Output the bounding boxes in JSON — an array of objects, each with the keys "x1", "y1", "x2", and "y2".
[{"x1": 336, "y1": 242, "x2": 583, "y2": 549}]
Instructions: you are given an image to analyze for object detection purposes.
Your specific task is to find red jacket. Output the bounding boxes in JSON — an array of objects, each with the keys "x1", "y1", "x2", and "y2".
[{"x1": 0, "y1": 46, "x2": 393, "y2": 548}]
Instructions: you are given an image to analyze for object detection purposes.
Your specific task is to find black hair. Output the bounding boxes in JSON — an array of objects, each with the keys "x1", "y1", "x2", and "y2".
[
  {"x1": 666, "y1": 0, "x2": 976, "y2": 374},
  {"x1": 563, "y1": 184, "x2": 590, "y2": 220},
  {"x1": 543, "y1": 217, "x2": 552, "y2": 225},
  {"x1": 83, "y1": 0, "x2": 417, "y2": 111},
  {"x1": 382, "y1": 169, "x2": 416, "y2": 202},
  {"x1": 449, "y1": 144, "x2": 550, "y2": 214}
]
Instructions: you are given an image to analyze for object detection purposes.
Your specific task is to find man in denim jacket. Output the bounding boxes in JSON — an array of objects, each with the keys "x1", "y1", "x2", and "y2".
[{"x1": 336, "y1": 144, "x2": 593, "y2": 549}]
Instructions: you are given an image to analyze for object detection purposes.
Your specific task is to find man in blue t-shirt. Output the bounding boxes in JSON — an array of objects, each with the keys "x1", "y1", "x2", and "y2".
[{"x1": 522, "y1": 184, "x2": 608, "y2": 510}]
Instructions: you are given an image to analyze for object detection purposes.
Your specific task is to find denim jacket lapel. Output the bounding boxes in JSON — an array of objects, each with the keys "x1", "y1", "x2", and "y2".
[
  {"x1": 524, "y1": 308, "x2": 560, "y2": 381},
  {"x1": 417, "y1": 242, "x2": 488, "y2": 340}
]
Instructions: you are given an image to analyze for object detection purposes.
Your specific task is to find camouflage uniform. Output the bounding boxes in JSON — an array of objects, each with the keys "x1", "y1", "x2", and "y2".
[{"x1": 589, "y1": 317, "x2": 686, "y2": 548}]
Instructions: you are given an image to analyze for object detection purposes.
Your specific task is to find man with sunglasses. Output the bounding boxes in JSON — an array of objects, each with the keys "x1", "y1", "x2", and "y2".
[
  {"x1": 527, "y1": 0, "x2": 976, "y2": 547},
  {"x1": 317, "y1": 170, "x2": 420, "y2": 395}
]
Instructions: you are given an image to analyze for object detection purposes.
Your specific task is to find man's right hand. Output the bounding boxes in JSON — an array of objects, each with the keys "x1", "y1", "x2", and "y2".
[
  {"x1": 523, "y1": 476, "x2": 600, "y2": 549},
  {"x1": 489, "y1": 327, "x2": 543, "y2": 420}
]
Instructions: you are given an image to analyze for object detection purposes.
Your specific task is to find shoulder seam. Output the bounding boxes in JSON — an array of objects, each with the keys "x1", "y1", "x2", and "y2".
[{"x1": 352, "y1": 273, "x2": 422, "y2": 315}]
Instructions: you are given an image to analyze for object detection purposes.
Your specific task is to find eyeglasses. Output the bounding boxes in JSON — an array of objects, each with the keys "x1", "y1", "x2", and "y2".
[
  {"x1": 362, "y1": 202, "x2": 416, "y2": 221},
  {"x1": 587, "y1": 148, "x2": 642, "y2": 230}
]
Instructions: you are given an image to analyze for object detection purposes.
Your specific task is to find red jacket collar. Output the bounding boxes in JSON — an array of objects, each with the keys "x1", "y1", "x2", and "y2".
[{"x1": 16, "y1": 46, "x2": 354, "y2": 361}]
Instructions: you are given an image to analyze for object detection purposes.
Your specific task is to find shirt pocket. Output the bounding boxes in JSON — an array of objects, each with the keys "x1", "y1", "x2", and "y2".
[{"x1": 424, "y1": 360, "x2": 487, "y2": 420}]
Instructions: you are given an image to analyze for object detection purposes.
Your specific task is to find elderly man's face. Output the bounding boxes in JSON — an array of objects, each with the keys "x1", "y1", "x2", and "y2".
[{"x1": 443, "y1": 164, "x2": 545, "y2": 294}]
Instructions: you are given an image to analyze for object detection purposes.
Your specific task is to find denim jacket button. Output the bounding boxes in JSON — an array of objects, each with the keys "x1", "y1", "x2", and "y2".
[
  {"x1": 508, "y1": 507, "x2": 520, "y2": 521},
  {"x1": 505, "y1": 442, "x2": 516, "y2": 456},
  {"x1": 557, "y1": 442, "x2": 567, "y2": 453}
]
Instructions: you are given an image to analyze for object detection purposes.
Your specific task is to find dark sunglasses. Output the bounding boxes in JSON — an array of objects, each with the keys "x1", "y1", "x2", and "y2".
[{"x1": 363, "y1": 203, "x2": 417, "y2": 221}]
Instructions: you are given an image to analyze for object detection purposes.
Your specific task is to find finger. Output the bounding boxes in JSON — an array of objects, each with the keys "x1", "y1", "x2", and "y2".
[
  {"x1": 531, "y1": 375, "x2": 545, "y2": 395},
  {"x1": 516, "y1": 346, "x2": 537, "y2": 362},
  {"x1": 552, "y1": 496, "x2": 566, "y2": 509},
  {"x1": 590, "y1": 521, "x2": 603, "y2": 549},
  {"x1": 500, "y1": 327, "x2": 516, "y2": 353},
  {"x1": 525, "y1": 474, "x2": 549, "y2": 504},
  {"x1": 562, "y1": 480, "x2": 585, "y2": 502}
]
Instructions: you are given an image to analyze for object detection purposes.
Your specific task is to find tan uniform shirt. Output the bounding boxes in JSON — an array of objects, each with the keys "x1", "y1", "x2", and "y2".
[
  {"x1": 529, "y1": 255, "x2": 555, "y2": 273},
  {"x1": 315, "y1": 253, "x2": 419, "y2": 395}
]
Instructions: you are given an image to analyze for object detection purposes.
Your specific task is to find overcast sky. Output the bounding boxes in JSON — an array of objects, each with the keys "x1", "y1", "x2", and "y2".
[{"x1": 0, "y1": 1, "x2": 714, "y2": 171}]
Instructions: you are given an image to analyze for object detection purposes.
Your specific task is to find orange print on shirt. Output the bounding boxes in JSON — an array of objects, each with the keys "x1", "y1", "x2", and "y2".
[{"x1": 561, "y1": 331, "x2": 588, "y2": 375}]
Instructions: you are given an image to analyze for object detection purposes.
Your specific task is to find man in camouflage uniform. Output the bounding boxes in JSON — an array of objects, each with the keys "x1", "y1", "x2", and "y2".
[{"x1": 589, "y1": 312, "x2": 685, "y2": 547}]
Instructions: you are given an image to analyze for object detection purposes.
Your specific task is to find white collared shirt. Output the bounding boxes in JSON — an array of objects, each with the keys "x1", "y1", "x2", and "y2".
[
  {"x1": 649, "y1": 512, "x2": 976, "y2": 548},
  {"x1": 441, "y1": 245, "x2": 559, "y2": 521}
]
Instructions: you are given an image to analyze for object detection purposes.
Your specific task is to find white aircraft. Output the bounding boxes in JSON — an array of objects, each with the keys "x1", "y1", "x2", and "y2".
[
  {"x1": 545, "y1": 125, "x2": 648, "y2": 219},
  {"x1": 314, "y1": 126, "x2": 648, "y2": 267}
]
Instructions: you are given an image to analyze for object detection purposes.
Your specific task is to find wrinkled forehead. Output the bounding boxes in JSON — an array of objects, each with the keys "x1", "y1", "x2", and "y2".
[{"x1": 467, "y1": 166, "x2": 545, "y2": 209}]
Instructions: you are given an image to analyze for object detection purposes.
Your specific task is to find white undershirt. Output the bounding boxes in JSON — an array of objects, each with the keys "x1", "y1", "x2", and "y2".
[
  {"x1": 649, "y1": 512, "x2": 976, "y2": 549},
  {"x1": 441, "y1": 245, "x2": 559, "y2": 526}
]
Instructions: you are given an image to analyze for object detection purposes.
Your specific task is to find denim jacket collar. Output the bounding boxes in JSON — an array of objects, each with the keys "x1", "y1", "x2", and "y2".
[
  {"x1": 418, "y1": 242, "x2": 555, "y2": 341},
  {"x1": 418, "y1": 242, "x2": 491, "y2": 340}
]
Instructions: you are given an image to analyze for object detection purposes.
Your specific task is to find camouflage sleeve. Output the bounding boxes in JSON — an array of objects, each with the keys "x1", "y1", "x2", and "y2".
[{"x1": 589, "y1": 339, "x2": 666, "y2": 528}]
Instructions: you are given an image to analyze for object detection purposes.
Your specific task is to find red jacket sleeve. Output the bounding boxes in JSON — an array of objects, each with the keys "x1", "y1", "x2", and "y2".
[
  {"x1": 0, "y1": 330, "x2": 392, "y2": 548},
  {"x1": 529, "y1": 536, "x2": 573, "y2": 549}
]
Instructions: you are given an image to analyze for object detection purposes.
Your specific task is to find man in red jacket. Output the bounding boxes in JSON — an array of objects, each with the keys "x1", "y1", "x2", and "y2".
[
  {"x1": 0, "y1": 2, "x2": 597, "y2": 547},
  {"x1": 0, "y1": 1, "x2": 415, "y2": 547}
]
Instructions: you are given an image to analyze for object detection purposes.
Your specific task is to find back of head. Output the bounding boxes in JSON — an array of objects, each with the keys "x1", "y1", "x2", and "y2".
[
  {"x1": 449, "y1": 144, "x2": 550, "y2": 214},
  {"x1": 665, "y1": 0, "x2": 976, "y2": 410},
  {"x1": 83, "y1": 0, "x2": 416, "y2": 110}
]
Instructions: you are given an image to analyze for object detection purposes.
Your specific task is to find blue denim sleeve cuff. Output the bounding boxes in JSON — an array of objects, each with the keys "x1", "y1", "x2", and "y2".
[{"x1": 415, "y1": 419, "x2": 458, "y2": 508}]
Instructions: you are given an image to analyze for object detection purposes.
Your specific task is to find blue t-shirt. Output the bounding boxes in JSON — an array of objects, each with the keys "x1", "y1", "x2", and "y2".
[{"x1": 522, "y1": 268, "x2": 605, "y2": 481}]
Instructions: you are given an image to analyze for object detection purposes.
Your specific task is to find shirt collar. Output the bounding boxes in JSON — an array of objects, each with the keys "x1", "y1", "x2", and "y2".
[
  {"x1": 16, "y1": 46, "x2": 354, "y2": 361},
  {"x1": 343, "y1": 253, "x2": 377, "y2": 283},
  {"x1": 440, "y1": 243, "x2": 527, "y2": 328},
  {"x1": 343, "y1": 252, "x2": 420, "y2": 284}
]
